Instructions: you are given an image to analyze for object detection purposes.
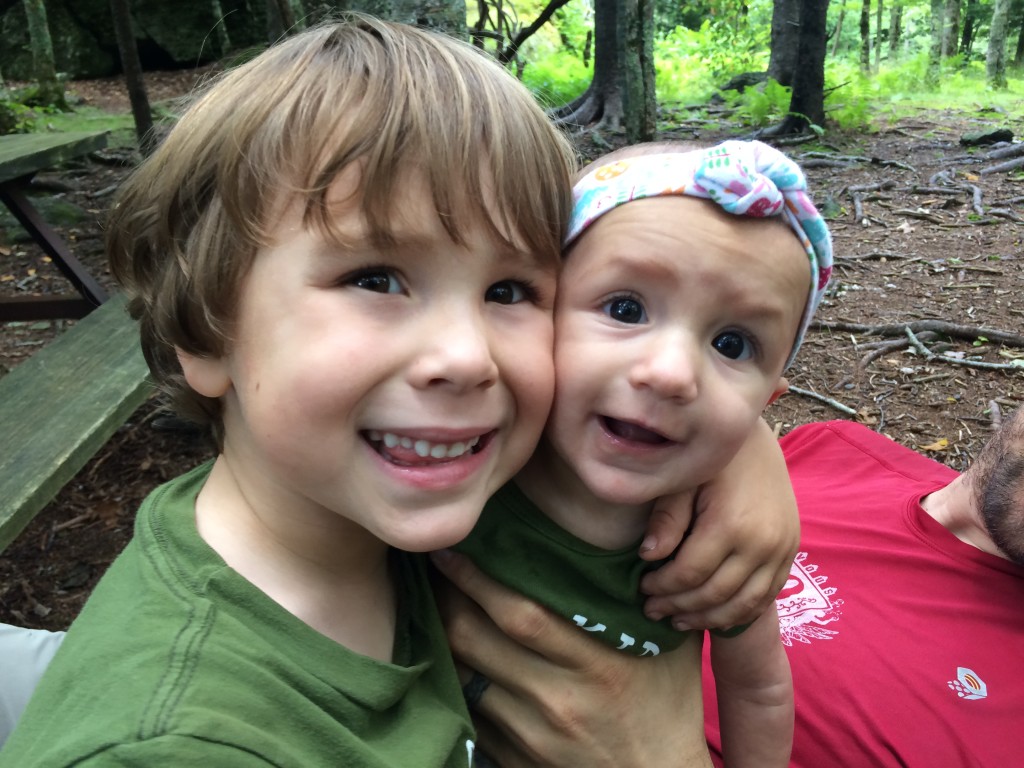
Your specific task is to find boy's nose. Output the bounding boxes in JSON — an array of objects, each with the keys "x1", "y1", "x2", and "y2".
[
  {"x1": 410, "y1": 312, "x2": 499, "y2": 392},
  {"x1": 628, "y1": 337, "x2": 700, "y2": 403}
]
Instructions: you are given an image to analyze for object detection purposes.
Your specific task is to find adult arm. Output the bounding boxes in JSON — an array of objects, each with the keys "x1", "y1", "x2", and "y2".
[
  {"x1": 433, "y1": 550, "x2": 713, "y2": 768},
  {"x1": 640, "y1": 418, "x2": 799, "y2": 629}
]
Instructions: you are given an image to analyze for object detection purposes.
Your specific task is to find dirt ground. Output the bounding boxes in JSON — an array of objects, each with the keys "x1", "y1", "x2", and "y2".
[{"x1": 1, "y1": 71, "x2": 1023, "y2": 630}]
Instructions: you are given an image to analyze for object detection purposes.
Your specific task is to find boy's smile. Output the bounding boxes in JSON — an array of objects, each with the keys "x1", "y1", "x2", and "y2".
[
  {"x1": 523, "y1": 195, "x2": 807, "y2": 539},
  {"x1": 181, "y1": 168, "x2": 557, "y2": 564}
]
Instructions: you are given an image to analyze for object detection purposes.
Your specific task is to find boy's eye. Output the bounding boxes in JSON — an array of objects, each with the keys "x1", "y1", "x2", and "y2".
[
  {"x1": 712, "y1": 331, "x2": 755, "y2": 361},
  {"x1": 486, "y1": 280, "x2": 536, "y2": 305},
  {"x1": 604, "y1": 296, "x2": 646, "y2": 324},
  {"x1": 350, "y1": 270, "x2": 402, "y2": 294}
]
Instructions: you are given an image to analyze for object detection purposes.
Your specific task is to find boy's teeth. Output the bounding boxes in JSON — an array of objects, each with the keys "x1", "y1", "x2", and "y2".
[{"x1": 373, "y1": 432, "x2": 480, "y2": 459}]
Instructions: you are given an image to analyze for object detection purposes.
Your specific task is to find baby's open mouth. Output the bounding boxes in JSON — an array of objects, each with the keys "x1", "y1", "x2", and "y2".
[
  {"x1": 364, "y1": 430, "x2": 490, "y2": 465},
  {"x1": 601, "y1": 417, "x2": 670, "y2": 445}
]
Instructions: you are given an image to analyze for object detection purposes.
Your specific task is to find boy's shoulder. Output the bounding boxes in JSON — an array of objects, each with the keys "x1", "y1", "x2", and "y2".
[{"x1": 1, "y1": 474, "x2": 472, "y2": 766}]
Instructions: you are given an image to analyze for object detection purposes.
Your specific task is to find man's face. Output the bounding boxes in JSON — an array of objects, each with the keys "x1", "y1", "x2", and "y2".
[
  {"x1": 543, "y1": 196, "x2": 808, "y2": 507},
  {"x1": 974, "y1": 411, "x2": 1024, "y2": 565}
]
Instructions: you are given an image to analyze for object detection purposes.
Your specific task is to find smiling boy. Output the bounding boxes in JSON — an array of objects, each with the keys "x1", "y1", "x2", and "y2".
[
  {"x1": 456, "y1": 140, "x2": 833, "y2": 767},
  {"x1": 0, "y1": 18, "x2": 574, "y2": 766}
]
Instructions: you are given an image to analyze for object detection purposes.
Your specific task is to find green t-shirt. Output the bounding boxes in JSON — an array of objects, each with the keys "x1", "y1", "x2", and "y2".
[
  {"x1": 0, "y1": 462, "x2": 475, "y2": 767},
  {"x1": 455, "y1": 481, "x2": 685, "y2": 656}
]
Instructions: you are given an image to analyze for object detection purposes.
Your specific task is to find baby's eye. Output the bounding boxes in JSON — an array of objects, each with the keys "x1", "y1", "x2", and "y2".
[
  {"x1": 349, "y1": 269, "x2": 402, "y2": 294},
  {"x1": 486, "y1": 280, "x2": 538, "y2": 305},
  {"x1": 604, "y1": 296, "x2": 647, "y2": 324},
  {"x1": 712, "y1": 331, "x2": 755, "y2": 361}
]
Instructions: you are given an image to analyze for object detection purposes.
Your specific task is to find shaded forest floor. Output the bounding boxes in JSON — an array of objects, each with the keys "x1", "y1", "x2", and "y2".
[{"x1": 2, "y1": 70, "x2": 1023, "y2": 629}]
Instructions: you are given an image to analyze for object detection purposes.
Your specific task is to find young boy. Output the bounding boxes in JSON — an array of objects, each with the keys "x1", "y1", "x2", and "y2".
[
  {"x1": 0, "y1": 17, "x2": 576, "y2": 766},
  {"x1": 456, "y1": 139, "x2": 833, "y2": 767}
]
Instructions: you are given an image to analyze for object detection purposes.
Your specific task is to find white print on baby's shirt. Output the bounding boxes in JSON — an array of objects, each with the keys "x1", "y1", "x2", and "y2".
[
  {"x1": 571, "y1": 614, "x2": 661, "y2": 655},
  {"x1": 775, "y1": 552, "x2": 843, "y2": 646}
]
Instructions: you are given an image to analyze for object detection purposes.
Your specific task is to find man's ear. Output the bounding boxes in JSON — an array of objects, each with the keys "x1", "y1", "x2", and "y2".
[
  {"x1": 766, "y1": 376, "x2": 789, "y2": 407},
  {"x1": 176, "y1": 347, "x2": 231, "y2": 398}
]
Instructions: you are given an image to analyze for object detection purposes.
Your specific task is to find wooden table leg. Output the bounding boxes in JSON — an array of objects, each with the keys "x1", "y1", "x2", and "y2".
[{"x1": 0, "y1": 181, "x2": 108, "y2": 320}]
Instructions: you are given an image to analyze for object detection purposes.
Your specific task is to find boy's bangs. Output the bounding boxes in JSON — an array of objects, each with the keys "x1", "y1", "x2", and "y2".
[{"x1": 290, "y1": 20, "x2": 573, "y2": 266}]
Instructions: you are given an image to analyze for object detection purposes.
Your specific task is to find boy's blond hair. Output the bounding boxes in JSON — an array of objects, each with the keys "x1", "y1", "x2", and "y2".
[{"x1": 107, "y1": 15, "x2": 576, "y2": 443}]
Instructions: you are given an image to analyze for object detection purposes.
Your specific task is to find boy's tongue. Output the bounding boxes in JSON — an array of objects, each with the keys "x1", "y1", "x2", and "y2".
[{"x1": 604, "y1": 417, "x2": 667, "y2": 445}]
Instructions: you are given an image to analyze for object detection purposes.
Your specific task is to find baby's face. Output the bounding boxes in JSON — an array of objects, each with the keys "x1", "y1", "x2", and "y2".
[{"x1": 546, "y1": 196, "x2": 808, "y2": 506}]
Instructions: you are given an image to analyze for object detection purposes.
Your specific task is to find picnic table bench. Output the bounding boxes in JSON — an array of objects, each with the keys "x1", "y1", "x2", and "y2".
[
  {"x1": 0, "y1": 293, "x2": 151, "y2": 554},
  {"x1": 0, "y1": 131, "x2": 109, "y2": 322}
]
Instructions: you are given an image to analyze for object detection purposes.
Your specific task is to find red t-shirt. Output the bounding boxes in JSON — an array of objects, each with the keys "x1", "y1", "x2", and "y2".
[{"x1": 704, "y1": 421, "x2": 1024, "y2": 767}]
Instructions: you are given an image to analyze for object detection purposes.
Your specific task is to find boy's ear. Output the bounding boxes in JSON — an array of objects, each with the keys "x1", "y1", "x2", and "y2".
[
  {"x1": 766, "y1": 376, "x2": 789, "y2": 407},
  {"x1": 176, "y1": 347, "x2": 231, "y2": 398}
]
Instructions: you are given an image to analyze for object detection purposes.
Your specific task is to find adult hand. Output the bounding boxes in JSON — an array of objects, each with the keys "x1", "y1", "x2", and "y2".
[
  {"x1": 640, "y1": 418, "x2": 798, "y2": 629},
  {"x1": 432, "y1": 550, "x2": 713, "y2": 768}
]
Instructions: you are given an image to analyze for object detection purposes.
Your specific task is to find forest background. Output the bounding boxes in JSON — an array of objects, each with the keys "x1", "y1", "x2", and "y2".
[{"x1": 1, "y1": 0, "x2": 1023, "y2": 628}]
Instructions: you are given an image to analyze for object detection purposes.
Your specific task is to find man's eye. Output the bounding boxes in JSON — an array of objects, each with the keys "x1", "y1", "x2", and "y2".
[
  {"x1": 350, "y1": 270, "x2": 402, "y2": 294},
  {"x1": 713, "y1": 331, "x2": 755, "y2": 361},
  {"x1": 604, "y1": 297, "x2": 646, "y2": 324},
  {"x1": 486, "y1": 280, "x2": 537, "y2": 305}
]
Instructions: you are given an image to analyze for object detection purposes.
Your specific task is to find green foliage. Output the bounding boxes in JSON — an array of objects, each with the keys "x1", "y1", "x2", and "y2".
[
  {"x1": 730, "y1": 78, "x2": 792, "y2": 126},
  {"x1": 520, "y1": 49, "x2": 591, "y2": 107},
  {"x1": 0, "y1": 86, "x2": 61, "y2": 135}
]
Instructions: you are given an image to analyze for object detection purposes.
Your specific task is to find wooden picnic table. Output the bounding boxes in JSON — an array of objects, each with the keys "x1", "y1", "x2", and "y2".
[{"x1": 0, "y1": 131, "x2": 110, "y2": 321}]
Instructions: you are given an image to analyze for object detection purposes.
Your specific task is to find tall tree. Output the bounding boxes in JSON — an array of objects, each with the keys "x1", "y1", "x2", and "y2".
[
  {"x1": 552, "y1": 0, "x2": 656, "y2": 141},
  {"x1": 960, "y1": 0, "x2": 979, "y2": 56},
  {"x1": 110, "y1": 0, "x2": 154, "y2": 154},
  {"x1": 941, "y1": 0, "x2": 961, "y2": 58},
  {"x1": 767, "y1": 0, "x2": 801, "y2": 86},
  {"x1": 766, "y1": 0, "x2": 828, "y2": 135},
  {"x1": 888, "y1": 2, "x2": 903, "y2": 57},
  {"x1": 926, "y1": 0, "x2": 943, "y2": 85},
  {"x1": 987, "y1": 0, "x2": 1012, "y2": 87},
  {"x1": 874, "y1": 0, "x2": 883, "y2": 70},
  {"x1": 21, "y1": 0, "x2": 66, "y2": 109},
  {"x1": 624, "y1": 0, "x2": 655, "y2": 142},
  {"x1": 859, "y1": 0, "x2": 871, "y2": 72}
]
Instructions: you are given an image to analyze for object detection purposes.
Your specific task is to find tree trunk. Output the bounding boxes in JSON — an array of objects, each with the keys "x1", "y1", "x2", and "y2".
[
  {"x1": 552, "y1": 0, "x2": 654, "y2": 138},
  {"x1": 21, "y1": 0, "x2": 66, "y2": 109},
  {"x1": 960, "y1": 0, "x2": 977, "y2": 55},
  {"x1": 987, "y1": 0, "x2": 1012, "y2": 88},
  {"x1": 768, "y1": 0, "x2": 801, "y2": 87},
  {"x1": 110, "y1": 0, "x2": 154, "y2": 154},
  {"x1": 941, "y1": 0, "x2": 960, "y2": 59},
  {"x1": 859, "y1": 0, "x2": 871, "y2": 72},
  {"x1": 888, "y1": 4, "x2": 902, "y2": 57},
  {"x1": 831, "y1": 3, "x2": 845, "y2": 57},
  {"x1": 210, "y1": 0, "x2": 233, "y2": 55},
  {"x1": 623, "y1": 0, "x2": 655, "y2": 142},
  {"x1": 926, "y1": 0, "x2": 943, "y2": 86},
  {"x1": 771, "y1": 0, "x2": 828, "y2": 135},
  {"x1": 1014, "y1": 13, "x2": 1024, "y2": 65},
  {"x1": 874, "y1": 0, "x2": 883, "y2": 70}
]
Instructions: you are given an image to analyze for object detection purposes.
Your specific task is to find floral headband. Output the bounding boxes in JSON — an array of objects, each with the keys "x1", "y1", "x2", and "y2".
[{"x1": 566, "y1": 140, "x2": 833, "y2": 368}]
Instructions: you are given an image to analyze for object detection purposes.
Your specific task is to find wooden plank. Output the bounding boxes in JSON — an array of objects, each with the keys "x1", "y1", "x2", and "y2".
[
  {"x1": 0, "y1": 132, "x2": 108, "y2": 184},
  {"x1": 0, "y1": 294, "x2": 151, "y2": 553}
]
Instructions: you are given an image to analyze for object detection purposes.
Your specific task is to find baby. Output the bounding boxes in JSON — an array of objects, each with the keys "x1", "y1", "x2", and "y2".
[{"x1": 456, "y1": 139, "x2": 833, "y2": 767}]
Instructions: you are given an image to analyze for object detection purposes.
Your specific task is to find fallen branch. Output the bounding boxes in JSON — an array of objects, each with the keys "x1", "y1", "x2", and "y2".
[
  {"x1": 904, "y1": 328, "x2": 1024, "y2": 372},
  {"x1": 985, "y1": 144, "x2": 1024, "y2": 161},
  {"x1": 814, "y1": 320, "x2": 1024, "y2": 347},
  {"x1": 893, "y1": 208, "x2": 946, "y2": 224},
  {"x1": 787, "y1": 385, "x2": 858, "y2": 416},
  {"x1": 980, "y1": 156, "x2": 1024, "y2": 175}
]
